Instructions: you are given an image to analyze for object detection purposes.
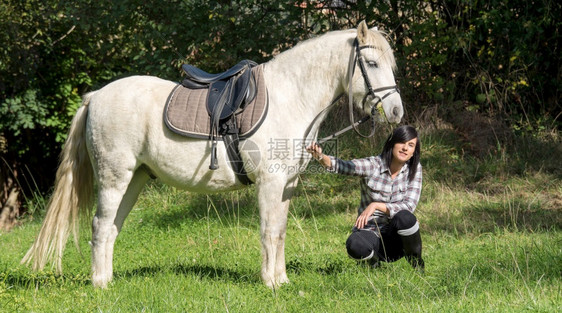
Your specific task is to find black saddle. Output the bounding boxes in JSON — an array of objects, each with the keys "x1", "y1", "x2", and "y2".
[
  {"x1": 182, "y1": 60, "x2": 252, "y2": 85},
  {"x1": 181, "y1": 59, "x2": 258, "y2": 170},
  {"x1": 182, "y1": 59, "x2": 258, "y2": 121}
]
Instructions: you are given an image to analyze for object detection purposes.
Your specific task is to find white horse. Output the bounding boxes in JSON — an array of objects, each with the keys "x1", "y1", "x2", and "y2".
[{"x1": 22, "y1": 21, "x2": 403, "y2": 288}]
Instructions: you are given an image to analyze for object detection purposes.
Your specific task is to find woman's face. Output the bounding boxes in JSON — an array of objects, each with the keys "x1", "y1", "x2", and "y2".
[{"x1": 392, "y1": 137, "x2": 417, "y2": 164}]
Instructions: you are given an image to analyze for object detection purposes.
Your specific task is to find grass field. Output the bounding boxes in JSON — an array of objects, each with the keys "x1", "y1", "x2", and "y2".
[{"x1": 1, "y1": 123, "x2": 560, "y2": 312}]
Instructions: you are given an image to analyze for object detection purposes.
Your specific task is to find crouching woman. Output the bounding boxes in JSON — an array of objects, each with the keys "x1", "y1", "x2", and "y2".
[{"x1": 306, "y1": 125, "x2": 424, "y2": 270}]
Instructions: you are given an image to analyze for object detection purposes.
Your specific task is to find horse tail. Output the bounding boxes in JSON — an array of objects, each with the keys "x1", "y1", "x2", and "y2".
[{"x1": 22, "y1": 92, "x2": 96, "y2": 273}]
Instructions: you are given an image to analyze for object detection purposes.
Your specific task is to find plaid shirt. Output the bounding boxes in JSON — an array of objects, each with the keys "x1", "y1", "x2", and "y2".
[{"x1": 328, "y1": 155, "x2": 422, "y2": 226}]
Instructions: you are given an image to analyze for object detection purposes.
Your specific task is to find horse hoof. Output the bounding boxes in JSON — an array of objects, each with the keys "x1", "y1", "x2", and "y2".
[
  {"x1": 92, "y1": 274, "x2": 111, "y2": 288},
  {"x1": 263, "y1": 274, "x2": 290, "y2": 289},
  {"x1": 276, "y1": 273, "x2": 290, "y2": 285}
]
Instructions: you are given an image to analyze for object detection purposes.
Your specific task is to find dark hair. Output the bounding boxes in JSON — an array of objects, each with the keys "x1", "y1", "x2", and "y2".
[{"x1": 381, "y1": 125, "x2": 420, "y2": 181}]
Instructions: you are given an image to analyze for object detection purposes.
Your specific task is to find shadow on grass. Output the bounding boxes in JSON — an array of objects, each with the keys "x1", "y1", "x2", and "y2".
[
  {"x1": 0, "y1": 264, "x2": 258, "y2": 289},
  {"x1": 286, "y1": 257, "x2": 350, "y2": 275},
  {"x1": 0, "y1": 269, "x2": 90, "y2": 289},
  {"x1": 114, "y1": 262, "x2": 260, "y2": 285}
]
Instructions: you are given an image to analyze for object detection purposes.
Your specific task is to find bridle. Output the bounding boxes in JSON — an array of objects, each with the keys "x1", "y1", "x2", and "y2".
[
  {"x1": 314, "y1": 37, "x2": 400, "y2": 144},
  {"x1": 346, "y1": 38, "x2": 400, "y2": 138}
]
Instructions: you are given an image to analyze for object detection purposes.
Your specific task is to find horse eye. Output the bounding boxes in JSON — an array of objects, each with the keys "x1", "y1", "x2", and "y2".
[{"x1": 367, "y1": 61, "x2": 378, "y2": 68}]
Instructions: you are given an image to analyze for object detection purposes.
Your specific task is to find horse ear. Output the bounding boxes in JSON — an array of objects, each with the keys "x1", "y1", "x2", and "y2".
[{"x1": 357, "y1": 20, "x2": 369, "y2": 45}]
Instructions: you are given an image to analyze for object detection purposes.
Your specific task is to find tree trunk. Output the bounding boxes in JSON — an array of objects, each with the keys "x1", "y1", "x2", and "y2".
[
  {"x1": 0, "y1": 185, "x2": 19, "y2": 231},
  {"x1": 0, "y1": 134, "x2": 22, "y2": 231}
]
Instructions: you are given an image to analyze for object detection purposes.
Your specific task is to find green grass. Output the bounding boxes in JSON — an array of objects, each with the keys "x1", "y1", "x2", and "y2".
[{"x1": 1, "y1": 125, "x2": 561, "y2": 312}]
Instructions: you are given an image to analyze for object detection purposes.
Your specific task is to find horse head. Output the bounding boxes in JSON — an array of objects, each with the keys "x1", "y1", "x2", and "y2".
[{"x1": 348, "y1": 21, "x2": 403, "y2": 124}]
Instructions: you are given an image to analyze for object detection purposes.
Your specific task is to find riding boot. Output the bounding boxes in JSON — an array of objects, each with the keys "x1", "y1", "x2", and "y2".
[
  {"x1": 367, "y1": 255, "x2": 380, "y2": 269},
  {"x1": 400, "y1": 230, "x2": 424, "y2": 272}
]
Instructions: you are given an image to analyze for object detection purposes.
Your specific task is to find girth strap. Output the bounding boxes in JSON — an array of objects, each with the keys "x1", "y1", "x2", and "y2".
[{"x1": 223, "y1": 134, "x2": 253, "y2": 185}]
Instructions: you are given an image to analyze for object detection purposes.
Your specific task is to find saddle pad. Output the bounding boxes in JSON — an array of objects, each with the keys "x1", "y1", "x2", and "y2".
[{"x1": 164, "y1": 65, "x2": 268, "y2": 139}]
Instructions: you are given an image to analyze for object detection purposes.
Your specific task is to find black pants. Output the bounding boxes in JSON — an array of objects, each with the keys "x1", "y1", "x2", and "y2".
[{"x1": 345, "y1": 210, "x2": 422, "y2": 263}]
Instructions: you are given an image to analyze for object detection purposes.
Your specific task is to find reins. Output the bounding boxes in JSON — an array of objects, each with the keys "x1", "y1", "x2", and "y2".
[{"x1": 313, "y1": 38, "x2": 399, "y2": 145}]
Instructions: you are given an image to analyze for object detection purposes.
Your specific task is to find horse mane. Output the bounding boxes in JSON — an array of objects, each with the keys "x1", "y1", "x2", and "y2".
[{"x1": 270, "y1": 27, "x2": 397, "y2": 71}]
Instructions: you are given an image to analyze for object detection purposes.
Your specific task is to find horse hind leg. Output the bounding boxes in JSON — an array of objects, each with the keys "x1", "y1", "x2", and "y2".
[{"x1": 91, "y1": 167, "x2": 150, "y2": 288}]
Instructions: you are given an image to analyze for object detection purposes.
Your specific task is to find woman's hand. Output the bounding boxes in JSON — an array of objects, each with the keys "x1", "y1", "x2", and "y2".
[
  {"x1": 355, "y1": 202, "x2": 388, "y2": 229},
  {"x1": 306, "y1": 142, "x2": 330, "y2": 167},
  {"x1": 305, "y1": 142, "x2": 323, "y2": 160}
]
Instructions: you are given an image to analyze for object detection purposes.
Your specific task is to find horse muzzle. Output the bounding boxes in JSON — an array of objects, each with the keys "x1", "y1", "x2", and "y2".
[{"x1": 362, "y1": 85, "x2": 402, "y2": 123}]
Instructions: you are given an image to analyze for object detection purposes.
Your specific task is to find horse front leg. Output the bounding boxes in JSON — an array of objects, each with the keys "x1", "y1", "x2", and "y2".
[{"x1": 257, "y1": 176, "x2": 298, "y2": 288}]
